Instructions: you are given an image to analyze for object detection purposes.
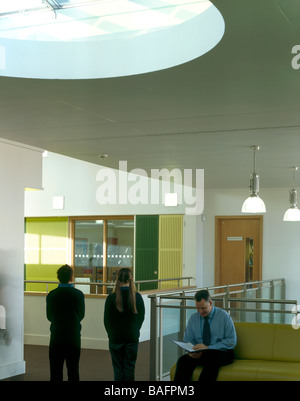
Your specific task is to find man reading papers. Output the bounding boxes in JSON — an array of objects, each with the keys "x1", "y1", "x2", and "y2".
[{"x1": 174, "y1": 290, "x2": 237, "y2": 382}]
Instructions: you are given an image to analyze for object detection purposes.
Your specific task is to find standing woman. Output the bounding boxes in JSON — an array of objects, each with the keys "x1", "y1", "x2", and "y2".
[{"x1": 104, "y1": 267, "x2": 145, "y2": 381}]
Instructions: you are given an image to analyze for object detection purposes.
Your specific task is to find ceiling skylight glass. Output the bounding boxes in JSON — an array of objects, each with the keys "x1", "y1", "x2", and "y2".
[
  {"x1": 0, "y1": 0, "x2": 101, "y2": 15},
  {"x1": 0, "y1": 1, "x2": 45, "y2": 15},
  {"x1": 0, "y1": 0, "x2": 225, "y2": 79}
]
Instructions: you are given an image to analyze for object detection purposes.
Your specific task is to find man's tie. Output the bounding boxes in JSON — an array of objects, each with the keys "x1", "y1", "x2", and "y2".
[{"x1": 202, "y1": 316, "x2": 211, "y2": 346}]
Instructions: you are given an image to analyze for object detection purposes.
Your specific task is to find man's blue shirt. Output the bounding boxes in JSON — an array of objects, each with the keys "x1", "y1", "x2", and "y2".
[{"x1": 184, "y1": 306, "x2": 237, "y2": 351}]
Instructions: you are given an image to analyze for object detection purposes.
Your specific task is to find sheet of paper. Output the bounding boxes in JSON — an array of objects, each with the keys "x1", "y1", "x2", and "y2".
[{"x1": 172, "y1": 340, "x2": 196, "y2": 353}]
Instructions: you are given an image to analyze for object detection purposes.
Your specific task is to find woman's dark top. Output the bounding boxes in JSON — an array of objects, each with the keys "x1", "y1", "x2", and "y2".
[
  {"x1": 46, "y1": 284, "x2": 85, "y2": 345},
  {"x1": 104, "y1": 288, "x2": 145, "y2": 344}
]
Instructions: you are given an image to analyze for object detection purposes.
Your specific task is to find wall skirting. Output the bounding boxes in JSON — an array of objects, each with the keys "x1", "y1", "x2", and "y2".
[
  {"x1": 24, "y1": 334, "x2": 109, "y2": 350},
  {"x1": 0, "y1": 361, "x2": 25, "y2": 381}
]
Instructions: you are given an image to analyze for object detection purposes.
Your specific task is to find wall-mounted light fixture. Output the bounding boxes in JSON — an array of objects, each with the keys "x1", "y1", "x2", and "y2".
[
  {"x1": 52, "y1": 195, "x2": 65, "y2": 210},
  {"x1": 283, "y1": 167, "x2": 300, "y2": 221},
  {"x1": 241, "y1": 145, "x2": 266, "y2": 213},
  {"x1": 164, "y1": 193, "x2": 178, "y2": 207}
]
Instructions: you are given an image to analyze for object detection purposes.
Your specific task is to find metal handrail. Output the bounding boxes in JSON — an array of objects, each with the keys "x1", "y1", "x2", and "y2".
[
  {"x1": 228, "y1": 297, "x2": 295, "y2": 304},
  {"x1": 148, "y1": 278, "x2": 287, "y2": 380},
  {"x1": 147, "y1": 278, "x2": 285, "y2": 298},
  {"x1": 24, "y1": 276, "x2": 195, "y2": 294}
]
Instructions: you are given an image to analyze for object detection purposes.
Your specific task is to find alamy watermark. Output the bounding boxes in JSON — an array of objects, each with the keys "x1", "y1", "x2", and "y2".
[
  {"x1": 291, "y1": 305, "x2": 300, "y2": 330},
  {"x1": 96, "y1": 161, "x2": 204, "y2": 215},
  {"x1": 291, "y1": 45, "x2": 300, "y2": 70},
  {"x1": 0, "y1": 305, "x2": 6, "y2": 330},
  {"x1": 0, "y1": 45, "x2": 5, "y2": 70}
]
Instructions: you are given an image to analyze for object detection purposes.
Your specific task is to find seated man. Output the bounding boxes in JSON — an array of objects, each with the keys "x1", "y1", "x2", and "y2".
[{"x1": 174, "y1": 289, "x2": 237, "y2": 381}]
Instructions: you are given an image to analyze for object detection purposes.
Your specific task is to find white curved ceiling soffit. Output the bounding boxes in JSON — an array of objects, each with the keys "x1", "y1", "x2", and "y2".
[{"x1": 0, "y1": 0, "x2": 225, "y2": 79}]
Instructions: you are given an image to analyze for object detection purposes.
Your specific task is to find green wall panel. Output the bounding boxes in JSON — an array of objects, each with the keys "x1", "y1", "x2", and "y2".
[{"x1": 135, "y1": 215, "x2": 159, "y2": 290}]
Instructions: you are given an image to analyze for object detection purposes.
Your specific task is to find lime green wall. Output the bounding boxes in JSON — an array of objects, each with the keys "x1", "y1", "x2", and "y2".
[{"x1": 24, "y1": 217, "x2": 69, "y2": 292}]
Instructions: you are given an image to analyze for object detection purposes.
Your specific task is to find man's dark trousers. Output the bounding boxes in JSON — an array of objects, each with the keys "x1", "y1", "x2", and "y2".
[
  {"x1": 49, "y1": 340, "x2": 81, "y2": 381},
  {"x1": 174, "y1": 349, "x2": 234, "y2": 381}
]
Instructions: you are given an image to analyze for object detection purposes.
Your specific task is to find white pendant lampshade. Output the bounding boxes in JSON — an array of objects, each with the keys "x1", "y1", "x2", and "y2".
[
  {"x1": 242, "y1": 194, "x2": 266, "y2": 213},
  {"x1": 283, "y1": 168, "x2": 300, "y2": 221},
  {"x1": 283, "y1": 206, "x2": 300, "y2": 221},
  {"x1": 242, "y1": 146, "x2": 266, "y2": 213}
]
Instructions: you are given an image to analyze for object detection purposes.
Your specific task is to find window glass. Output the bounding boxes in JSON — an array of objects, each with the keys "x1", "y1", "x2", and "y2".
[
  {"x1": 72, "y1": 217, "x2": 134, "y2": 294},
  {"x1": 107, "y1": 219, "x2": 134, "y2": 282},
  {"x1": 74, "y1": 219, "x2": 103, "y2": 293}
]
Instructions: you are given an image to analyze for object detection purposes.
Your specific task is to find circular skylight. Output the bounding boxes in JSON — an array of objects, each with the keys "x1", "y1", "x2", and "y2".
[{"x1": 0, "y1": 0, "x2": 225, "y2": 79}]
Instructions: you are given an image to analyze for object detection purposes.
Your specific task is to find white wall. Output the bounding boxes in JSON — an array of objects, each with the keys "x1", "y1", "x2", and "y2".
[
  {"x1": 184, "y1": 214, "x2": 204, "y2": 288},
  {"x1": 24, "y1": 152, "x2": 202, "y2": 217},
  {"x1": 24, "y1": 151, "x2": 203, "y2": 286},
  {"x1": 24, "y1": 293, "x2": 151, "y2": 350},
  {"x1": 0, "y1": 139, "x2": 42, "y2": 380},
  {"x1": 203, "y1": 188, "x2": 300, "y2": 302}
]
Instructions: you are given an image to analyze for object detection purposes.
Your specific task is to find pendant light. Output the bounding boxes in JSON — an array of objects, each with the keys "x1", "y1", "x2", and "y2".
[
  {"x1": 241, "y1": 145, "x2": 266, "y2": 213},
  {"x1": 283, "y1": 167, "x2": 300, "y2": 221}
]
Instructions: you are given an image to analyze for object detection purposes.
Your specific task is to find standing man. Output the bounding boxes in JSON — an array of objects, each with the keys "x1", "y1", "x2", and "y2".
[
  {"x1": 46, "y1": 264, "x2": 85, "y2": 381},
  {"x1": 174, "y1": 289, "x2": 236, "y2": 381}
]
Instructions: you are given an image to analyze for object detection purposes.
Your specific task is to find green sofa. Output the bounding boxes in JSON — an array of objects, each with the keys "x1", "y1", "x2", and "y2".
[{"x1": 170, "y1": 322, "x2": 300, "y2": 381}]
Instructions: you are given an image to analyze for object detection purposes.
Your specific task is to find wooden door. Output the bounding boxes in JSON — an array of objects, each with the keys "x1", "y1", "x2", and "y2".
[{"x1": 215, "y1": 216, "x2": 263, "y2": 286}]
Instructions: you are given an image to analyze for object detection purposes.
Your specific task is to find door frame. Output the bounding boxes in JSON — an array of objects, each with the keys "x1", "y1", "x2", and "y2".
[{"x1": 214, "y1": 215, "x2": 263, "y2": 286}]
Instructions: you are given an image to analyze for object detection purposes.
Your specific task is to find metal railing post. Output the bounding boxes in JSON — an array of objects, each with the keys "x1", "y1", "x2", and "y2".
[
  {"x1": 270, "y1": 280, "x2": 275, "y2": 323},
  {"x1": 149, "y1": 295, "x2": 158, "y2": 381},
  {"x1": 224, "y1": 286, "x2": 229, "y2": 312},
  {"x1": 281, "y1": 279, "x2": 286, "y2": 323},
  {"x1": 179, "y1": 291, "x2": 187, "y2": 358},
  {"x1": 256, "y1": 281, "x2": 262, "y2": 322},
  {"x1": 241, "y1": 283, "x2": 247, "y2": 322},
  {"x1": 158, "y1": 296, "x2": 163, "y2": 380}
]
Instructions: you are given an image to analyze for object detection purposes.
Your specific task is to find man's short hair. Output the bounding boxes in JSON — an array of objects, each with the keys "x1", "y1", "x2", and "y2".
[
  {"x1": 194, "y1": 289, "x2": 211, "y2": 302},
  {"x1": 57, "y1": 264, "x2": 73, "y2": 284}
]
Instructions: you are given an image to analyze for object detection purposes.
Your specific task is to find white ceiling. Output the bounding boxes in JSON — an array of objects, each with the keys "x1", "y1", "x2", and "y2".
[{"x1": 1, "y1": 0, "x2": 300, "y2": 190}]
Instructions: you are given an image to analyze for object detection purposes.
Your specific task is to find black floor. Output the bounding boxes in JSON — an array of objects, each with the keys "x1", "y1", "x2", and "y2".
[{"x1": 3, "y1": 341, "x2": 150, "y2": 381}]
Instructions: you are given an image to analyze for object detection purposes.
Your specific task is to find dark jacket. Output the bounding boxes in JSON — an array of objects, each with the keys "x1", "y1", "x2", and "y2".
[
  {"x1": 46, "y1": 284, "x2": 85, "y2": 345},
  {"x1": 104, "y1": 288, "x2": 145, "y2": 343}
]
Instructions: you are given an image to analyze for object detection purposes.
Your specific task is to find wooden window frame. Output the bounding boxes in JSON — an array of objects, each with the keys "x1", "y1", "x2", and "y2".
[{"x1": 69, "y1": 216, "x2": 134, "y2": 294}]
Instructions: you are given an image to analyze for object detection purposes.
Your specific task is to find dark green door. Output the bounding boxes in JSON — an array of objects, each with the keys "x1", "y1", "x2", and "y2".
[{"x1": 135, "y1": 215, "x2": 159, "y2": 290}]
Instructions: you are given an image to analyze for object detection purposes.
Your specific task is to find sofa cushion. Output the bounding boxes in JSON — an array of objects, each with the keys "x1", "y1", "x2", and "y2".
[
  {"x1": 170, "y1": 359, "x2": 300, "y2": 381},
  {"x1": 254, "y1": 360, "x2": 300, "y2": 381},
  {"x1": 234, "y1": 322, "x2": 275, "y2": 360},
  {"x1": 272, "y1": 324, "x2": 300, "y2": 362},
  {"x1": 234, "y1": 322, "x2": 300, "y2": 362},
  {"x1": 219, "y1": 360, "x2": 300, "y2": 381},
  {"x1": 169, "y1": 360, "x2": 259, "y2": 381}
]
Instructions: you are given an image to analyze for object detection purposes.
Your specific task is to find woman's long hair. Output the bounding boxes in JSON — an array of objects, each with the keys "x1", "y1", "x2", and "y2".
[{"x1": 114, "y1": 268, "x2": 137, "y2": 314}]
